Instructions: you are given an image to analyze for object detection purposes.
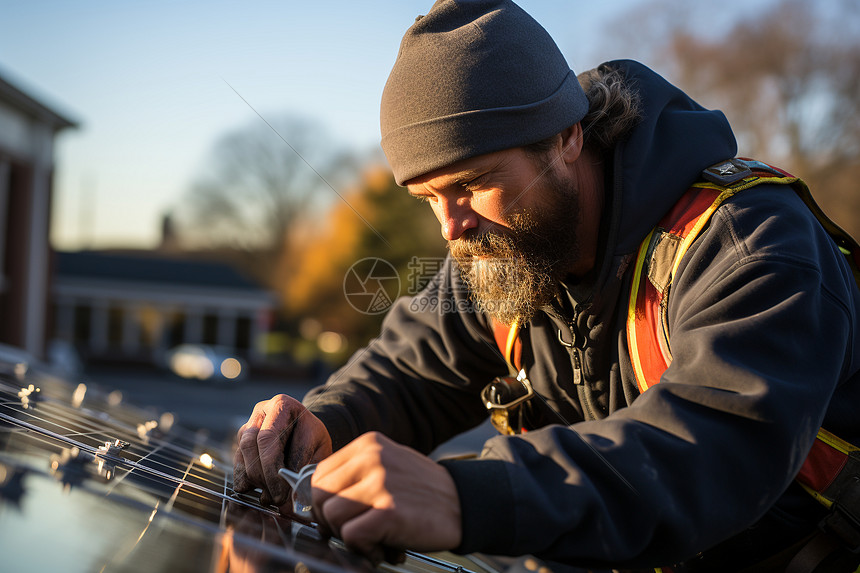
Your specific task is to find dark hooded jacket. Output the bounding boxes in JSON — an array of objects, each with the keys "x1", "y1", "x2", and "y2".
[{"x1": 304, "y1": 60, "x2": 860, "y2": 569}]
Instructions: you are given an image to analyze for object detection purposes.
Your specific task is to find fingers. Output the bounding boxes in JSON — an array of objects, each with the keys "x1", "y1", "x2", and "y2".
[
  {"x1": 314, "y1": 451, "x2": 399, "y2": 560},
  {"x1": 340, "y1": 503, "x2": 400, "y2": 559},
  {"x1": 233, "y1": 395, "x2": 294, "y2": 503},
  {"x1": 233, "y1": 394, "x2": 333, "y2": 507},
  {"x1": 257, "y1": 400, "x2": 299, "y2": 505},
  {"x1": 310, "y1": 432, "x2": 462, "y2": 559},
  {"x1": 311, "y1": 433, "x2": 375, "y2": 525},
  {"x1": 315, "y1": 476, "x2": 375, "y2": 538},
  {"x1": 233, "y1": 404, "x2": 267, "y2": 493},
  {"x1": 233, "y1": 447, "x2": 249, "y2": 492}
]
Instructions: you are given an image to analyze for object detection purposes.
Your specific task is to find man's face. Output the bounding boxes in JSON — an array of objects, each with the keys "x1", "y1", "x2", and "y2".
[{"x1": 406, "y1": 147, "x2": 582, "y2": 324}]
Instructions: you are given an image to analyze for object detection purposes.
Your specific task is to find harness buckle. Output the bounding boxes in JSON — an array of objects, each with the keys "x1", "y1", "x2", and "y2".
[
  {"x1": 820, "y1": 476, "x2": 860, "y2": 553},
  {"x1": 481, "y1": 369, "x2": 534, "y2": 435},
  {"x1": 701, "y1": 158, "x2": 753, "y2": 186}
]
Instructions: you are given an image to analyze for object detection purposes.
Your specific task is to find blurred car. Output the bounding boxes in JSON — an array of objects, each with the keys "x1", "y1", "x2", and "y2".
[
  {"x1": 46, "y1": 339, "x2": 84, "y2": 378},
  {"x1": 164, "y1": 344, "x2": 248, "y2": 383}
]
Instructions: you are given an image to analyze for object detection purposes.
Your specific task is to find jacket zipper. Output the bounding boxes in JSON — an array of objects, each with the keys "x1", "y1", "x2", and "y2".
[
  {"x1": 554, "y1": 303, "x2": 585, "y2": 385},
  {"x1": 571, "y1": 346, "x2": 583, "y2": 385}
]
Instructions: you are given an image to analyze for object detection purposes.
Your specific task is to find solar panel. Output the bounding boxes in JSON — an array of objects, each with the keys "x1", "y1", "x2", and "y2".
[{"x1": 0, "y1": 354, "x2": 499, "y2": 573}]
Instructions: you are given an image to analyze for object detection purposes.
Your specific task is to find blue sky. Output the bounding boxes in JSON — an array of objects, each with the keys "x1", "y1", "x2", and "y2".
[{"x1": 0, "y1": 0, "x2": 771, "y2": 250}]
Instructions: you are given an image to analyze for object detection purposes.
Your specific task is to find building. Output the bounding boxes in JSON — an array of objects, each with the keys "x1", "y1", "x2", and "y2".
[
  {"x1": 52, "y1": 250, "x2": 276, "y2": 365},
  {"x1": 0, "y1": 70, "x2": 77, "y2": 359}
]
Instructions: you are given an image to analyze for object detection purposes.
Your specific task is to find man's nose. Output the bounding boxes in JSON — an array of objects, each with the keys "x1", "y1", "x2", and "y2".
[{"x1": 437, "y1": 197, "x2": 478, "y2": 241}]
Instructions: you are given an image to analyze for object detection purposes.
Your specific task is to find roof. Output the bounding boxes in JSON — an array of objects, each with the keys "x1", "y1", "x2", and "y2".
[
  {"x1": 55, "y1": 250, "x2": 266, "y2": 292},
  {"x1": 0, "y1": 68, "x2": 78, "y2": 130}
]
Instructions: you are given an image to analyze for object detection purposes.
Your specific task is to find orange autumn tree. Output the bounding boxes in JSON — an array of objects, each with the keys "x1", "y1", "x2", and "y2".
[{"x1": 278, "y1": 165, "x2": 446, "y2": 362}]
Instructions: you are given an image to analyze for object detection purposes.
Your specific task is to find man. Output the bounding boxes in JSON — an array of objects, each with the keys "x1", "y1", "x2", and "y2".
[{"x1": 234, "y1": 0, "x2": 860, "y2": 570}]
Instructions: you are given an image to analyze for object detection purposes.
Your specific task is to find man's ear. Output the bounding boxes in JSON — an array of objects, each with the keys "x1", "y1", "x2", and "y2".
[{"x1": 559, "y1": 123, "x2": 584, "y2": 164}]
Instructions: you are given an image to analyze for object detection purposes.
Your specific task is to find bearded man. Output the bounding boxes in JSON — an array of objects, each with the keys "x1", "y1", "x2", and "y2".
[{"x1": 233, "y1": 1, "x2": 860, "y2": 571}]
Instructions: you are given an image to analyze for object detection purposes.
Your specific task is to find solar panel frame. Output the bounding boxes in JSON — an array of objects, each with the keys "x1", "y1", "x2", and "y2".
[{"x1": 0, "y1": 357, "x2": 495, "y2": 573}]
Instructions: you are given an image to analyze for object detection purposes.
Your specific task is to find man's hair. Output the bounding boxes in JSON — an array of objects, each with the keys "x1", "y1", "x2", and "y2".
[{"x1": 525, "y1": 64, "x2": 642, "y2": 159}]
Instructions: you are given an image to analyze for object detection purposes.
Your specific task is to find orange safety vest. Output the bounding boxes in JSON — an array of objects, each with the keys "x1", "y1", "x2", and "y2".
[
  {"x1": 491, "y1": 158, "x2": 860, "y2": 565},
  {"x1": 626, "y1": 158, "x2": 860, "y2": 546}
]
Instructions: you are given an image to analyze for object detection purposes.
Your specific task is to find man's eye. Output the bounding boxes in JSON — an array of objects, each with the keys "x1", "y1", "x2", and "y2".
[{"x1": 461, "y1": 176, "x2": 487, "y2": 192}]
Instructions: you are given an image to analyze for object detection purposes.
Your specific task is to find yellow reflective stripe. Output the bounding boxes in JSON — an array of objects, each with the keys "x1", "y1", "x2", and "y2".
[
  {"x1": 628, "y1": 229, "x2": 655, "y2": 394},
  {"x1": 669, "y1": 188, "x2": 740, "y2": 280},
  {"x1": 690, "y1": 176, "x2": 799, "y2": 193},
  {"x1": 505, "y1": 318, "x2": 520, "y2": 372},
  {"x1": 678, "y1": 179, "x2": 801, "y2": 278},
  {"x1": 798, "y1": 481, "x2": 836, "y2": 509},
  {"x1": 632, "y1": 176, "x2": 801, "y2": 392},
  {"x1": 817, "y1": 427, "x2": 859, "y2": 453}
]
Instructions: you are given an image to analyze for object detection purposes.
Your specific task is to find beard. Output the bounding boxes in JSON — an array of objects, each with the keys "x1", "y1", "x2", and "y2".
[{"x1": 448, "y1": 169, "x2": 581, "y2": 325}]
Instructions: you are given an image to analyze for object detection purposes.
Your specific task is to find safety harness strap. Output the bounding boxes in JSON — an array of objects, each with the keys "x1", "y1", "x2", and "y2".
[
  {"x1": 626, "y1": 158, "x2": 860, "y2": 567},
  {"x1": 486, "y1": 157, "x2": 859, "y2": 568},
  {"x1": 626, "y1": 183, "x2": 741, "y2": 393},
  {"x1": 491, "y1": 318, "x2": 523, "y2": 374}
]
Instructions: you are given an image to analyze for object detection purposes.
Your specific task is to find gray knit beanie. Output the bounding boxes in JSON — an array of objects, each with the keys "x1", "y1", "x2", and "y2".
[{"x1": 380, "y1": 0, "x2": 588, "y2": 185}]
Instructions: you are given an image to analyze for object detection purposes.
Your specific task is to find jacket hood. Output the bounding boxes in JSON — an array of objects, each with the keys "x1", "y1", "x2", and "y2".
[{"x1": 606, "y1": 60, "x2": 738, "y2": 256}]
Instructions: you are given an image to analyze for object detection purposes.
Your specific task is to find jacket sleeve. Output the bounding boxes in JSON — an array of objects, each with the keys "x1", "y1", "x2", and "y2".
[
  {"x1": 303, "y1": 256, "x2": 508, "y2": 454},
  {"x1": 440, "y1": 187, "x2": 860, "y2": 567}
]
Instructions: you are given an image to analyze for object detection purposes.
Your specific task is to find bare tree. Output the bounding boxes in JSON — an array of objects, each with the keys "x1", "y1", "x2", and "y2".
[
  {"x1": 666, "y1": 1, "x2": 860, "y2": 172},
  {"x1": 599, "y1": 0, "x2": 860, "y2": 234},
  {"x1": 177, "y1": 116, "x2": 353, "y2": 257}
]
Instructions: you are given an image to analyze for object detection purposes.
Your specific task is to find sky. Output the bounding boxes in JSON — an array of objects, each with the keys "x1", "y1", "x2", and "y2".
[{"x1": 0, "y1": 0, "x2": 773, "y2": 250}]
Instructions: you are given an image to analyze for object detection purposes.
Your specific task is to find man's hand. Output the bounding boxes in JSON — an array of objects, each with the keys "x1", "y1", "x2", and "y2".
[
  {"x1": 233, "y1": 394, "x2": 332, "y2": 506},
  {"x1": 311, "y1": 432, "x2": 462, "y2": 561}
]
